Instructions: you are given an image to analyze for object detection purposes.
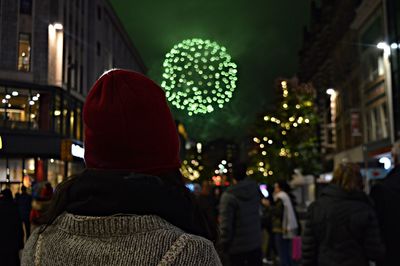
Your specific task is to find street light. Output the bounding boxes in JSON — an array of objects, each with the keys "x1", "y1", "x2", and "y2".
[
  {"x1": 326, "y1": 88, "x2": 335, "y2": 95},
  {"x1": 53, "y1": 23, "x2": 63, "y2": 30},
  {"x1": 377, "y1": 42, "x2": 391, "y2": 57}
]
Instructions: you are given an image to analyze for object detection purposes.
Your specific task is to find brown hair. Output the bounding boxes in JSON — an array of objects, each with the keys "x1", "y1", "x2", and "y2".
[{"x1": 331, "y1": 162, "x2": 363, "y2": 191}]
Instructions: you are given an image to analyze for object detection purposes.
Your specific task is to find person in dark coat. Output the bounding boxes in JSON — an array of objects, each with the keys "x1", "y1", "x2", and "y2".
[
  {"x1": 219, "y1": 163, "x2": 263, "y2": 266},
  {"x1": 370, "y1": 142, "x2": 400, "y2": 266},
  {"x1": 0, "y1": 188, "x2": 24, "y2": 266},
  {"x1": 302, "y1": 162, "x2": 385, "y2": 266},
  {"x1": 197, "y1": 180, "x2": 218, "y2": 223},
  {"x1": 15, "y1": 185, "x2": 32, "y2": 239}
]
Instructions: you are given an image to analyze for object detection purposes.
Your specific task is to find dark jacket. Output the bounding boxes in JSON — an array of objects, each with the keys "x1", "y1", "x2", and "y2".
[
  {"x1": 219, "y1": 178, "x2": 262, "y2": 254},
  {"x1": 16, "y1": 192, "x2": 32, "y2": 220},
  {"x1": 302, "y1": 184, "x2": 385, "y2": 266},
  {"x1": 370, "y1": 165, "x2": 400, "y2": 266},
  {"x1": 0, "y1": 198, "x2": 24, "y2": 253}
]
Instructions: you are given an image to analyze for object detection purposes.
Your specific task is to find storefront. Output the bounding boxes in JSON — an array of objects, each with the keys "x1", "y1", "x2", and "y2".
[{"x1": 0, "y1": 81, "x2": 85, "y2": 192}]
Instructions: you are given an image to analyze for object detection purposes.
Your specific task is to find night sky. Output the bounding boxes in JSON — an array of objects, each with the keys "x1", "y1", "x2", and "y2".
[{"x1": 110, "y1": 0, "x2": 310, "y2": 141}]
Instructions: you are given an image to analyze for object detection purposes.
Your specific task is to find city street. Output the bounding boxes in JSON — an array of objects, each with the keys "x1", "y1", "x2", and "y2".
[{"x1": 0, "y1": 0, "x2": 399, "y2": 265}]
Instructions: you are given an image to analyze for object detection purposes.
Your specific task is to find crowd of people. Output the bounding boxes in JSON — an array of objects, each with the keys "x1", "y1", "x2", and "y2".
[
  {"x1": 0, "y1": 181, "x2": 54, "y2": 266},
  {"x1": 0, "y1": 69, "x2": 398, "y2": 266}
]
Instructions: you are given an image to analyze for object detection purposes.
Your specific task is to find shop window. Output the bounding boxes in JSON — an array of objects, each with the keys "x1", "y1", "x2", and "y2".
[
  {"x1": 18, "y1": 33, "x2": 31, "y2": 72},
  {"x1": 8, "y1": 159, "x2": 23, "y2": 182},
  {"x1": 47, "y1": 159, "x2": 65, "y2": 188},
  {"x1": 76, "y1": 107, "x2": 82, "y2": 141},
  {"x1": 28, "y1": 91, "x2": 40, "y2": 129},
  {"x1": 54, "y1": 94, "x2": 62, "y2": 134},
  {"x1": 0, "y1": 158, "x2": 7, "y2": 182},
  {"x1": 25, "y1": 158, "x2": 35, "y2": 175},
  {"x1": 0, "y1": 86, "x2": 6, "y2": 127},
  {"x1": 7, "y1": 88, "x2": 29, "y2": 130},
  {"x1": 62, "y1": 99, "x2": 69, "y2": 136},
  {"x1": 0, "y1": 88, "x2": 40, "y2": 130},
  {"x1": 19, "y1": 0, "x2": 32, "y2": 15},
  {"x1": 70, "y1": 109, "x2": 75, "y2": 138},
  {"x1": 37, "y1": 92, "x2": 52, "y2": 131}
]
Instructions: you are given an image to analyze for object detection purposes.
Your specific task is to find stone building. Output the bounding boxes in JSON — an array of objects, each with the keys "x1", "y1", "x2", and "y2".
[{"x1": 0, "y1": 0, "x2": 146, "y2": 189}]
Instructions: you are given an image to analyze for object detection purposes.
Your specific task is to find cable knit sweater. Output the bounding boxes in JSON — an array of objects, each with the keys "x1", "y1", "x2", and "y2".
[{"x1": 21, "y1": 213, "x2": 221, "y2": 266}]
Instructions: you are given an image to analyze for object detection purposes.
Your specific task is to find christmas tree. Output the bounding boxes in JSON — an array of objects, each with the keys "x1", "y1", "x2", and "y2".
[{"x1": 248, "y1": 78, "x2": 320, "y2": 182}]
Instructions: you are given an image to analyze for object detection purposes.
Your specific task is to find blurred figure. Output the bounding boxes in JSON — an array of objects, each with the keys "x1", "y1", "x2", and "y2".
[
  {"x1": 15, "y1": 185, "x2": 32, "y2": 239},
  {"x1": 22, "y1": 69, "x2": 221, "y2": 265},
  {"x1": 264, "y1": 181, "x2": 298, "y2": 266},
  {"x1": 197, "y1": 180, "x2": 218, "y2": 223},
  {"x1": 0, "y1": 189, "x2": 24, "y2": 266},
  {"x1": 193, "y1": 183, "x2": 202, "y2": 197},
  {"x1": 29, "y1": 181, "x2": 53, "y2": 231},
  {"x1": 260, "y1": 197, "x2": 275, "y2": 265},
  {"x1": 303, "y1": 162, "x2": 385, "y2": 266},
  {"x1": 219, "y1": 163, "x2": 263, "y2": 266},
  {"x1": 370, "y1": 142, "x2": 400, "y2": 266}
]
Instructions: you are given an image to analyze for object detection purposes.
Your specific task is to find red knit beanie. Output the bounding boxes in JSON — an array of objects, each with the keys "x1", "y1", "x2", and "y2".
[{"x1": 83, "y1": 69, "x2": 181, "y2": 175}]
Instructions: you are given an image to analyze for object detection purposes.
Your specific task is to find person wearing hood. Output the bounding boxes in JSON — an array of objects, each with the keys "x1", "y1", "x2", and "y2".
[
  {"x1": 370, "y1": 141, "x2": 400, "y2": 266},
  {"x1": 22, "y1": 69, "x2": 221, "y2": 265},
  {"x1": 302, "y1": 162, "x2": 385, "y2": 266},
  {"x1": 219, "y1": 163, "x2": 263, "y2": 266}
]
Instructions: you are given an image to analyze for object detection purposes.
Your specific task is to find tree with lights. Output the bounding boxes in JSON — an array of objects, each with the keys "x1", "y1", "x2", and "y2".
[
  {"x1": 180, "y1": 142, "x2": 205, "y2": 182},
  {"x1": 248, "y1": 78, "x2": 320, "y2": 182},
  {"x1": 161, "y1": 38, "x2": 238, "y2": 116}
]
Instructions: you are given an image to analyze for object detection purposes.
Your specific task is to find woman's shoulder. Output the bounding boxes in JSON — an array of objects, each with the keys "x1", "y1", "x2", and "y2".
[
  {"x1": 173, "y1": 233, "x2": 221, "y2": 265},
  {"x1": 22, "y1": 214, "x2": 221, "y2": 265},
  {"x1": 21, "y1": 225, "x2": 44, "y2": 266}
]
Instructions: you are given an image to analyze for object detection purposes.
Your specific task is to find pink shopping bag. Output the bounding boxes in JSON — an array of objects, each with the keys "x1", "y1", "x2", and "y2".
[{"x1": 292, "y1": 236, "x2": 302, "y2": 261}]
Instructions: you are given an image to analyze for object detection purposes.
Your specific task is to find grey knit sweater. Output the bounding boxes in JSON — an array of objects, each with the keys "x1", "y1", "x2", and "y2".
[{"x1": 21, "y1": 213, "x2": 221, "y2": 265}]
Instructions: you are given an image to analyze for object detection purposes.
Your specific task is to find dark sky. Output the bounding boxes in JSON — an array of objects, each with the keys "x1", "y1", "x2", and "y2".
[{"x1": 110, "y1": 0, "x2": 310, "y2": 141}]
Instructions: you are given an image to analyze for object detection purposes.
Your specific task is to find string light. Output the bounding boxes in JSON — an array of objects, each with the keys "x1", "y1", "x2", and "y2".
[{"x1": 161, "y1": 38, "x2": 238, "y2": 115}]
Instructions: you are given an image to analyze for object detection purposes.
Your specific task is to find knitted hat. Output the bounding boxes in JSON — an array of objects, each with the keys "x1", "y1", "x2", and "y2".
[{"x1": 83, "y1": 69, "x2": 180, "y2": 175}]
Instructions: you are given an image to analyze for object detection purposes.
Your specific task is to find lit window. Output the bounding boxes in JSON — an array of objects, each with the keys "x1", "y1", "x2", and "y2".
[{"x1": 18, "y1": 33, "x2": 31, "y2": 72}]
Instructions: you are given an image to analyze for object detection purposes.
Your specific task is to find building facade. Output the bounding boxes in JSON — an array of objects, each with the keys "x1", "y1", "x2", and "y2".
[
  {"x1": 0, "y1": 0, "x2": 146, "y2": 189},
  {"x1": 299, "y1": 0, "x2": 363, "y2": 171},
  {"x1": 299, "y1": 0, "x2": 400, "y2": 177}
]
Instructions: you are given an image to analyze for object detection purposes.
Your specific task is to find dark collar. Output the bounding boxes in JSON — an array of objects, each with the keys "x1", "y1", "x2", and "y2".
[
  {"x1": 65, "y1": 169, "x2": 212, "y2": 240},
  {"x1": 322, "y1": 184, "x2": 371, "y2": 204}
]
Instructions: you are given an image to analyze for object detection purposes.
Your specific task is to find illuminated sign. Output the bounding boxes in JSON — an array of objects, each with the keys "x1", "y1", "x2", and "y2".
[
  {"x1": 71, "y1": 144, "x2": 84, "y2": 159},
  {"x1": 0, "y1": 136, "x2": 2, "y2": 150}
]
